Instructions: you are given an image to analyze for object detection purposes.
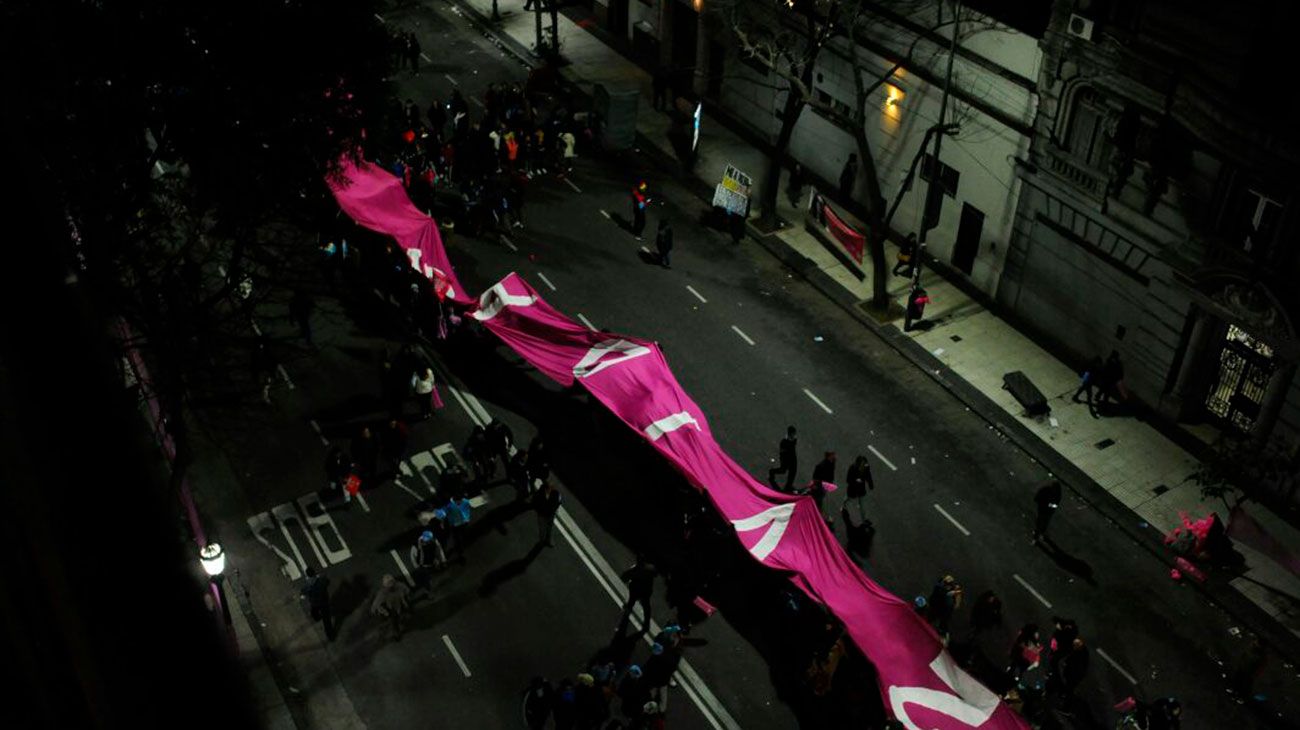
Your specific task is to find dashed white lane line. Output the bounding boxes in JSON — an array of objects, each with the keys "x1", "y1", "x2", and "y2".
[
  {"x1": 563, "y1": 177, "x2": 582, "y2": 193},
  {"x1": 420, "y1": 52, "x2": 432, "y2": 62},
  {"x1": 441, "y1": 635, "x2": 472, "y2": 678},
  {"x1": 470, "y1": 96, "x2": 485, "y2": 109},
  {"x1": 354, "y1": 491, "x2": 371, "y2": 513},
  {"x1": 1012, "y1": 573, "x2": 1053, "y2": 609},
  {"x1": 389, "y1": 550, "x2": 413, "y2": 584},
  {"x1": 867, "y1": 445, "x2": 897, "y2": 471},
  {"x1": 932, "y1": 504, "x2": 970, "y2": 536},
  {"x1": 730, "y1": 325, "x2": 755, "y2": 346},
  {"x1": 576, "y1": 313, "x2": 597, "y2": 331},
  {"x1": 536, "y1": 272, "x2": 557, "y2": 291},
  {"x1": 250, "y1": 319, "x2": 263, "y2": 336},
  {"x1": 308, "y1": 419, "x2": 329, "y2": 446},
  {"x1": 686, "y1": 285, "x2": 708, "y2": 304},
  {"x1": 639, "y1": 246, "x2": 651, "y2": 254},
  {"x1": 277, "y1": 364, "x2": 295, "y2": 390},
  {"x1": 802, "y1": 388, "x2": 833, "y2": 415},
  {"x1": 599, "y1": 209, "x2": 611, "y2": 219},
  {"x1": 500, "y1": 235, "x2": 519, "y2": 252},
  {"x1": 444, "y1": 73, "x2": 458, "y2": 86},
  {"x1": 1095, "y1": 648, "x2": 1139, "y2": 685}
]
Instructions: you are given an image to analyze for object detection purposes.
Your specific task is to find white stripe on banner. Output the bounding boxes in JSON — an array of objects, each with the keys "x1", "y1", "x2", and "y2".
[{"x1": 644, "y1": 412, "x2": 700, "y2": 441}]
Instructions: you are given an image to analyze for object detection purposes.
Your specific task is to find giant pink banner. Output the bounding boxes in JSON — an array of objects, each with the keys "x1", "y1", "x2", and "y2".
[
  {"x1": 330, "y1": 163, "x2": 1027, "y2": 729},
  {"x1": 327, "y1": 157, "x2": 471, "y2": 304}
]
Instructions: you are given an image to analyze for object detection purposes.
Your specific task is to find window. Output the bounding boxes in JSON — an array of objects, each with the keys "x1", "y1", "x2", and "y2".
[
  {"x1": 1220, "y1": 181, "x2": 1284, "y2": 257},
  {"x1": 920, "y1": 154, "x2": 959, "y2": 198},
  {"x1": 1065, "y1": 89, "x2": 1113, "y2": 168}
]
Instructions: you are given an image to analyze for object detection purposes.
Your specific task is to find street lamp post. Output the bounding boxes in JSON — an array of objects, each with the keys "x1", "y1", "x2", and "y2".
[{"x1": 200, "y1": 543, "x2": 232, "y2": 629}]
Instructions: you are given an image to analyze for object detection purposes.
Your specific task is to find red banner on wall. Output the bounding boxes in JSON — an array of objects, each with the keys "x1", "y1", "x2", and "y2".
[{"x1": 810, "y1": 191, "x2": 865, "y2": 264}]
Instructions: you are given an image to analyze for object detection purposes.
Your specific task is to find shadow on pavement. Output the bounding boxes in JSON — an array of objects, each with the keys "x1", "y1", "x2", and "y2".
[
  {"x1": 1037, "y1": 539, "x2": 1097, "y2": 586},
  {"x1": 479, "y1": 542, "x2": 546, "y2": 597}
]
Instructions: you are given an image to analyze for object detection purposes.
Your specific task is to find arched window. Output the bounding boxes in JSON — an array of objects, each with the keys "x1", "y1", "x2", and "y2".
[{"x1": 1064, "y1": 87, "x2": 1116, "y2": 169}]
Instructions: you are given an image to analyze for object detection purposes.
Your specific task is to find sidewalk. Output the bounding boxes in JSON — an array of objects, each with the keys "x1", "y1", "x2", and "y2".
[{"x1": 445, "y1": 0, "x2": 1300, "y2": 656}]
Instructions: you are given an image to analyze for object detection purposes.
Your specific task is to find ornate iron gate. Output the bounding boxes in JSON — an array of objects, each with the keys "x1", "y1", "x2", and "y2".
[{"x1": 1205, "y1": 324, "x2": 1275, "y2": 432}]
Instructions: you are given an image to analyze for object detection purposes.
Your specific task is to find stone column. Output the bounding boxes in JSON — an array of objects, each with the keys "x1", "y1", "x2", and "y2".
[
  {"x1": 1163, "y1": 308, "x2": 1219, "y2": 420},
  {"x1": 693, "y1": 5, "x2": 709, "y2": 98},
  {"x1": 1252, "y1": 362, "x2": 1295, "y2": 445}
]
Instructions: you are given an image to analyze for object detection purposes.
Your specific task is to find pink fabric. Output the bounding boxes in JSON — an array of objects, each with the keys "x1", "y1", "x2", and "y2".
[
  {"x1": 324, "y1": 172, "x2": 1029, "y2": 726},
  {"x1": 466, "y1": 272, "x2": 1026, "y2": 729},
  {"x1": 824, "y1": 203, "x2": 866, "y2": 264},
  {"x1": 327, "y1": 157, "x2": 471, "y2": 304}
]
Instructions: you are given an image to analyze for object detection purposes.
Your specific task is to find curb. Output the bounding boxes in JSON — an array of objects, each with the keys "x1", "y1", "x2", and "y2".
[
  {"x1": 441, "y1": 0, "x2": 1300, "y2": 667},
  {"x1": 746, "y1": 225, "x2": 1300, "y2": 667}
]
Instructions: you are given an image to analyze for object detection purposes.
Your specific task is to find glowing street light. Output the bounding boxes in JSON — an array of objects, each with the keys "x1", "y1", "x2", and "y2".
[{"x1": 199, "y1": 543, "x2": 226, "y2": 577}]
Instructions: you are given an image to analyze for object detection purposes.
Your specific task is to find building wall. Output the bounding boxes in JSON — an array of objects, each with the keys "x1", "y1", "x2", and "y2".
[{"x1": 716, "y1": 1, "x2": 1042, "y2": 296}]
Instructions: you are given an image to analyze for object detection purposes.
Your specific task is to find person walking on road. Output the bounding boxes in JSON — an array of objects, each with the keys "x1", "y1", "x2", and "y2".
[
  {"x1": 1007, "y1": 623, "x2": 1042, "y2": 685},
  {"x1": 508, "y1": 449, "x2": 532, "y2": 502},
  {"x1": 1049, "y1": 636, "x2": 1089, "y2": 713},
  {"x1": 655, "y1": 219, "x2": 673, "y2": 269},
  {"x1": 809, "y1": 451, "x2": 837, "y2": 524},
  {"x1": 289, "y1": 289, "x2": 315, "y2": 346},
  {"x1": 523, "y1": 676, "x2": 553, "y2": 730},
  {"x1": 464, "y1": 425, "x2": 495, "y2": 486},
  {"x1": 351, "y1": 425, "x2": 379, "y2": 482},
  {"x1": 617, "y1": 556, "x2": 657, "y2": 636},
  {"x1": 442, "y1": 493, "x2": 473, "y2": 560},
  {"x1": 413, "y1": 366, "x2": 437, "y2": 420},
  {"x1": 370, "y1": 574, "x2": 411, "y2": 641},
  {"x1": 968, "y1": 589, "x2": 1003, "y2": 638},
  {"x1": 1031, "y1": 479, "x2": 1062, "y2": 545},
  {"x1": 767, "y1": 426, "x2": 798, "y2": 491},
  {"x1": 527, "y1": 435, "x2": 551, "y2": 485},
  {"x1": 844, "y1": 454, "x2": 874, "y2": 521},
  {"x1": 324, "y1": 446, "x2": 351, "y2": 500},
  {"x1": 410, "y1": 529, "x2": 446, "y2": 591},
  {"x1": 486, "y1": 417, "x2": 515, "y2": 469},
  {"x1": 251, "y1": 334, "x2": 276, "y2": 404},
  {"x1": 643, "y1": 640, "x2": 682, "y2": 713},
  {"x1": 925, "y1": 574, "x2": 963, "y2": 641},
  {"x1": 405, "y1": 32, "x2": 422, "y2": 74},
  {"x1": 533, "y1": 481, "x2": 563, "y2": 547},
  {"x1": 838, "y1": 153, "x2": 858, "y2": 202},
  {"x1": 381, "y1": 418, "x2": 410, "y2": 478},
  {"x1": 300, "y1": 567, "x2": 335, "y2": 641},
  {"x1": 1046, "y1": 616, "x2": 1078, "y2": 682},
  {"x1": 631, "y1": 181, "x2": 650, "y2": 240}
]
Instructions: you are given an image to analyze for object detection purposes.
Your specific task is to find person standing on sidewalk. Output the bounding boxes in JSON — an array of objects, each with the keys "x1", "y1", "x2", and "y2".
[
  {"x1": 617, "y1": 556, "x2": 657, "y2": 636},
  {"x1": 1031, "y1": 479, "x2": 1062, "y2": 545},
  {"x1": 655, "y1": 219, "x2": 673, "y2": 269},
  {"x1": 893, "y1": 233, "x2": 917, "y2": 277},
  {"x1": 844, "y1": 454, "x2": 874, "y2": 521},
  {"x1": 631, "y1": 181, "x2": 650, "y2": 240},
  {"x1": 767, "y1": 426, "x2": 798, "y2": 491},
  {"x1": 300, "y1": 567, "x2": 335, "y2": 641},
  {"x1": 370, "y1": 574, "x2": 411, "y2": 641},
  {"x1": 787, "y1": 163, "x2": 805, "y2": 208},
  {"x1": 533, "y1": 480, "x2": 563, "y2": 547},
  {"x1": 838, "y1": 153, "x2": 858, "y2": 202}
]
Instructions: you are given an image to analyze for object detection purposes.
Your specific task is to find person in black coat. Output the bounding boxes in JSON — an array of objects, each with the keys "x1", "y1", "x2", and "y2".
[
  {"x1": 299, "y1": 567, "x2": 335, "y2": 641},
  {"x1": 767, "y1": 426, "x2": 798, "y2": 491},
  {"x1": 844, "y1": 455, "x2": 874, "y2": 521},
  {"x1": 655, "y1": 219, "x2": 674, "y2": 269},
  {"x1": 1031, "y1": 479, "x2": 1062, "y2": 544},
  {"x1": 809, "y1": 451, "x2": 837, "y2": 524},
  {"x1": 617, "y1": 556, "x2": 657, "y2": 636}
]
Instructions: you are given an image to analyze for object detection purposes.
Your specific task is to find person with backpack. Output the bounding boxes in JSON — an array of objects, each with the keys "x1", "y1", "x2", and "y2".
[{"x1": 409, "y1": 529, "x2": 445, "y2": 591}]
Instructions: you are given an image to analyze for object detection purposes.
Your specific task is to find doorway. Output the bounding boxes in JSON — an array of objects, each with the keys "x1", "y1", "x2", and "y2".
[
  {"x1": 1205, "y1": 324, "x2": 1276, "y2": 432},
  {"x1": 952, "y1": 202, "x2": 984, "y2": 275}
]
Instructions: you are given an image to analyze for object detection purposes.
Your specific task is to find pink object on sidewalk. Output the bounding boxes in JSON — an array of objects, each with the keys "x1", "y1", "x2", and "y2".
[
  {"x1": 692, "y1": 596, "x2": 717, "y2": 616},
  {"x1": 1175, "y1": 556, "x2": 1207, "y2": 583}
]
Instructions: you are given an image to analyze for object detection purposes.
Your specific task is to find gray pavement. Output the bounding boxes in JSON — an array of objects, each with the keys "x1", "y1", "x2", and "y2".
[{"x1": 185, "y1": 1, "x2": 1300, "y2": 729}]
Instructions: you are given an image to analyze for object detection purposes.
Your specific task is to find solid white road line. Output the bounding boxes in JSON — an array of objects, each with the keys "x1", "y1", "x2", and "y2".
[
  {"x1": 1012, "y1": 573, "x2": 1053, "y2": 609},
  {"x1": 576, "y1": 313, "x2": 597, "y2": 331},
  {"x1": 867, "y1": 445, "x2": 897, "y2": 471},
  {"x1": 932, "y1": 504, "x2": 971, "y2": 536},
  {"x1": 307, "y1": 419, "x2": 329, "y2": 446},
  {"x1": 500, "y1": 235, "x2": 519, "y2": 252},
  {"x1": 441, "y1": 635, "x2": 473, "y2": 678},
  {"x1": 554, "y1": 512, "x2": 737, "y2": 729},
  {"x1": 1095, "y1": 647, "x2": 1139, "y2": 685},
  {"x1": 802, "y1": 388, "x2": 833, "y2": 415},
  {"x1": 444, "y1": 73, "x2": 458, "y2": 86},
  {"x1": 730, "y1": 325, "x2": 755, "y2": 346},
  {"x1": 389, "y1": 549, "x2": 413, "y2": 585},
  {"x1": 536, "y1": 272, "x2": 558, "y2": 291},
  {"x1": 685, "y1": 285, "x2": 708, "y2": 304},
  {"x1": 563, "y1": 177, "x2": 582, "y2": 193},
  {"x1": 599, "y1": 209, "x2": 611, "y2": 219},
  {"x1": 277, "y1": 364, "x2": 295, "y2": 390}
]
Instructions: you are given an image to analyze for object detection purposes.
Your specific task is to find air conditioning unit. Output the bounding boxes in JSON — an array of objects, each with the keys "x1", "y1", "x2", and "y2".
[{"x1": 1067, "y1": 13, "x2": 1094, "y2": 41}]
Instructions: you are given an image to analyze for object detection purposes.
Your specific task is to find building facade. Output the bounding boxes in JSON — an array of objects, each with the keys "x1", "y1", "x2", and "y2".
[{"x1": 999, "y1": 0, "x2": 1300, "y2": 452}]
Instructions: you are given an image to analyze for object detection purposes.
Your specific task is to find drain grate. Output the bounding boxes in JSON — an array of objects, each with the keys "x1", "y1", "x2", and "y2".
[
  {"x1": 1095, "y1": 438, "x2": 1116, "y2": 450},
  {"x1": 1152, "y1": 485, "x2": 1169, "y2": 496},
  {"x1": 950, "y1": 335, "x2": 963, "y2": 342}
]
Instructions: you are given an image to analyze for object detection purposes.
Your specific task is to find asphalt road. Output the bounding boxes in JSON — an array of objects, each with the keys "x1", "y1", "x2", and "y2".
[{"x1": 194, "y1": 1, "x2": 1300, "y2": 729}]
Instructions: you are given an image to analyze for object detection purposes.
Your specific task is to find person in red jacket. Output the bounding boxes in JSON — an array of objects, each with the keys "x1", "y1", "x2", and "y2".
[{"x1": 631, "y1": 181, "x2": 650, "y2": 240}]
